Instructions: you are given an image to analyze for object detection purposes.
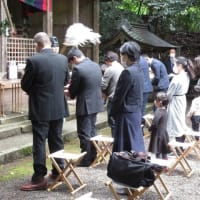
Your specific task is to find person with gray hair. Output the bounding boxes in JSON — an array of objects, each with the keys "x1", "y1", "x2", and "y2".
[
  {"x1": 101, "y1": 50, "x2": 124, "y2": 136},
  {"x1": 110, "y1": 41, "x2": 145, "y2": 154},
  {"x1": 20, "y1": 32, "x2": 69, "y2": 191}
]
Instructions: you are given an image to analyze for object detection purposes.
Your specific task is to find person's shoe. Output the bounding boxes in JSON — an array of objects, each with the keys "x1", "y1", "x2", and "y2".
[
  {"x1": 48, "y1": 173, "x2": 60, "y2": 180},
  {"x1": 116, "y1": 187, "x2": 128, "y2": 195},
  {"x1": 168, "y1": 152, "x2": 175, "y2": 157},
  {"x1": 20, "y1": 177, "x2": 47, "y2": 191}
]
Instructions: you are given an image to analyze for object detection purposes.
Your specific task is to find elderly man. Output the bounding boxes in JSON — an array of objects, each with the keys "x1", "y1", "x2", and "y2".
[
  {"x1": 20, "y1": 32, "x2": 69, "y2": 191},
  {"x1": 101, "y1": 51, "x2": 124, "y2": 136}
]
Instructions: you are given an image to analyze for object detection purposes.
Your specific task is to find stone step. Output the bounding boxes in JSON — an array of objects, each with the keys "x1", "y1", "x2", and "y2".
[
  {"x1": 0, "y1": 120, "x2": 31, "y2": 140},
  {"x1": 0, "y1": 102, "x2": 77, "y2": 140},
  {"x1": 0, "y1": 111, "x2": 109, "y2": 164},
  {"x1": 0, "y1": 113, "x2": 28, "y2": 125}
]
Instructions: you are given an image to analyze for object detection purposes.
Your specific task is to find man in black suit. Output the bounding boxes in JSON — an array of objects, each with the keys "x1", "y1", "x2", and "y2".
[
  {"x1": 164, "y1": 48, "x2": 176, "y2": 75},
  {"x1": 67, "y1": 47, "x2": 104, "y2": 167},
  {"x1": 20, "y1": 32, "x2": 69, "y2": 191}
]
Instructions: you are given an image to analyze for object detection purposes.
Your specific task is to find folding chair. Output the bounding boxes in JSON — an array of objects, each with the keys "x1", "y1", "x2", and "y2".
[
  {"x1": 142, "y1": 113, "x2": 154, "y2": 138},
  {"x1": 47, "y1": 150, "x2": 87, "y2": 195},
  {"x1": 184, "y1": 131, "x2": 200, "y2": 160},
  {"x1": 90, "y1": 135, "x2": 114, "y2": 167},
  {"x1": 168, "y1": 140, "x2": 195, "y2": 177},
  {"x1": 105, "y1": 158, "x2": 172, "y2": 200},
  {"x1": 142, "y1": 113, "x2": 154, "y2": 128}
]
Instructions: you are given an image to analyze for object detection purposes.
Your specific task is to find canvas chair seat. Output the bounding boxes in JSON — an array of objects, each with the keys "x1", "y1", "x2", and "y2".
[
  {"x1": 47, "y1": 150, "x2": 87, "y2": 195},
  {"x1": 184, "y1": 131, "x2": 200, "y2": 159},
  {"x1": 90, "y1": 135, "x2": 114, "y2": 167},
  {"x1": 168, "y1": 140, "x2": 195, "y2": 177}
]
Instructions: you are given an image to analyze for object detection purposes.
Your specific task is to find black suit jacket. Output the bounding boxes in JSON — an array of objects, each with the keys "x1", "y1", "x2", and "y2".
[
  {"x1": 21, "y1": 48, "x2": 69, "y2": 121},
  {"x1": 69, "y1": 58, "x2": 104, "y2": 116},
  {"x1": 164, "y1": 56, "x2": 174, "y2": 74},
  {"x1": 110, "y1": 64, "x2": 144, "y2": 116}
]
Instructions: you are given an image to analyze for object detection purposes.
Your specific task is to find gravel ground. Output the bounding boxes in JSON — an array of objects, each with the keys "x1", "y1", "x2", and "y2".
[{"x1": 0, "y1": 151, "x2": 200, "y2": 200}]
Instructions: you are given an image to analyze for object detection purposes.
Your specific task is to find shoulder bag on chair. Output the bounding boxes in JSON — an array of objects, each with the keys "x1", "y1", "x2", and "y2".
[{"x1": 107, "y1": 151, "x2": 156, "y2": 188}]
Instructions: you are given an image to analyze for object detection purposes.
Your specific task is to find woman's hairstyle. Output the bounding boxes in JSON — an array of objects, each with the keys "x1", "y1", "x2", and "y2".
[
  {"x1": 156, "y1": 92, "x2": 168, "y2": 107},
  {"x1": 175, "y1": 56, "x2": 195, "y2": 79},
  {"x1": 120, "y1": 41, "x2": 141, "y2": 62},
  {"x1": 193, "y1": 56, "x2": 200, "y2": 78}
]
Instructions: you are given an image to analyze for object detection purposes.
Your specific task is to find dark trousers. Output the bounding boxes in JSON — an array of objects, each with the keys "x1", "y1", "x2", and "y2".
[
  {"x1": 142, "y1": 92, "x2": 150, "y2": 116},
  {"x1": 107, "y1": 99, "x2": 116, "y2": 137},
  {"x1": 31, "y1": 119, "x2": 64, "y2": 181},
  {"x1": 77, "y1": 114, "x2": 97, "y2": 165},
  {"x1": 191, "y1": 115, "x2": 200, "y2": 140},
  {"x1": 175, "y1": 135, "x2": 185, "y2": 143}
]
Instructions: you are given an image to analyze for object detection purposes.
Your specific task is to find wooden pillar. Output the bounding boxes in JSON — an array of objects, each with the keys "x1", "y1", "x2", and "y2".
[
  {"x1": 43, "y1": 0, "x2": 53, "y2": 36},
  {"x1": 73, "y1": 0, "x2": 79, "y2": 23},
  {"x1": 0, "y1": 0, "x2": 7, "y2": 74},
  {"x1": 93, "y1": 0, "x2": 100, "y2": 62}
]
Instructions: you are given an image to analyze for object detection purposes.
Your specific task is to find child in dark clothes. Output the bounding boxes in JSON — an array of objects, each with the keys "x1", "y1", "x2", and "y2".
[{"x1": 148, "y1": 92, "x2": 169, "y2": 159}]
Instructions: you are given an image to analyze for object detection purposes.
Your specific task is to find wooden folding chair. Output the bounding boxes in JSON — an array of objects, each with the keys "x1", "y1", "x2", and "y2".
[
  {"x1": 90, "y1": 135, "x2": 114, "y2": 167},
  {"x1": 168, "y1": 140, "x2": 195, "y2": 177},
  {"x1": 184, "y1": 131, "x2": 200, "y2": 160},
  {"x1": 142, "y1": 113, "x2": 154, "y2": 138},
  {"x1": 47, "y1": 150, "x2": 87, "y2": 195},
  {"x1": 142, "y1": 113, "x2": 154, "y2": 128},
  {"x1": 105, "y1": 158, "x2": 172, "y2": 200}
]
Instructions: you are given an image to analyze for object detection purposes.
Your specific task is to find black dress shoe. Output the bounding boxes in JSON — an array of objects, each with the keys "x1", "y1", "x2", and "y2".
[{"x1": 20, "y1": 178, "x2": 47, "y2": 191}]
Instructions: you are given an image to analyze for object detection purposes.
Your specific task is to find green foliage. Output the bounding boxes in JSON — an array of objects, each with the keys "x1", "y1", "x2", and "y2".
[
  {"x1": 117, "y1": 0, "x2": 149, "y2": 15},
  {"x1": 175, "y1": 6, "x2": 200, "y2": 32},
  {"x1": 0, "y1": 19, "x2": 9, "y2": 36},
  {"x1": 100, "y1": 1, "x2": 142, "y2": 41},
  {"x1": 19, "y1": 147, "x2": 32, "y2": 156},
  {"x1": 102, "y1": 0, "x2": 200, "y2": 33}
]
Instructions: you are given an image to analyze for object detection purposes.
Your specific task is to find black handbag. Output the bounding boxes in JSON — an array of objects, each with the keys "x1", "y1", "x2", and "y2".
[{"x1": 107, "y1": 151, "x2": 156, "y2": 188}]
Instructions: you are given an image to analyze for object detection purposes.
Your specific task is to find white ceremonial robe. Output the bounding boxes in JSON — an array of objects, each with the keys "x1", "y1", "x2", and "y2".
[{"x1": 167, "y1": 71, "x2": 190, "y2": 139}]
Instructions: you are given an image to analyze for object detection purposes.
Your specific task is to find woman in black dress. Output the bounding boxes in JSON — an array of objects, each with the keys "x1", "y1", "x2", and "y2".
[{"x1": 110, "y1": 41, "x2": 145, "y2": 154}]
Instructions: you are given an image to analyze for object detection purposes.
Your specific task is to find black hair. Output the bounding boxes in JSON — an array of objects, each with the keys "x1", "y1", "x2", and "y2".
[
  {"x1": 155, "y1": 92, "x2": 168, "y2": 107},
  {"x1": 104, "y1": 51, "x2": 119, "y2": 62},
  {"x1": 120, "y1": 41, "x2": 141, "y2": 62},
  {"x1": 175, "y1": 56, "x2": 195, "y2": 79},
  {"x1": 67, "y1": 47, "x2": 84, "y2": 62},
  {"x1": 194, "y1": 55, "x2": 200, "y2": 78}
]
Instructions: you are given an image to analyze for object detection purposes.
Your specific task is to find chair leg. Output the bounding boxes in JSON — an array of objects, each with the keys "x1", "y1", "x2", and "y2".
[
  {"x1": 153, "y1": 173, "x2": 172, "y2": 200},
  {"x1": 105, "y1": 181, "x2": 121, "y2": 200},
  {"x1": 47, "y1": 152, "x2": 87, "y2": 194}
]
